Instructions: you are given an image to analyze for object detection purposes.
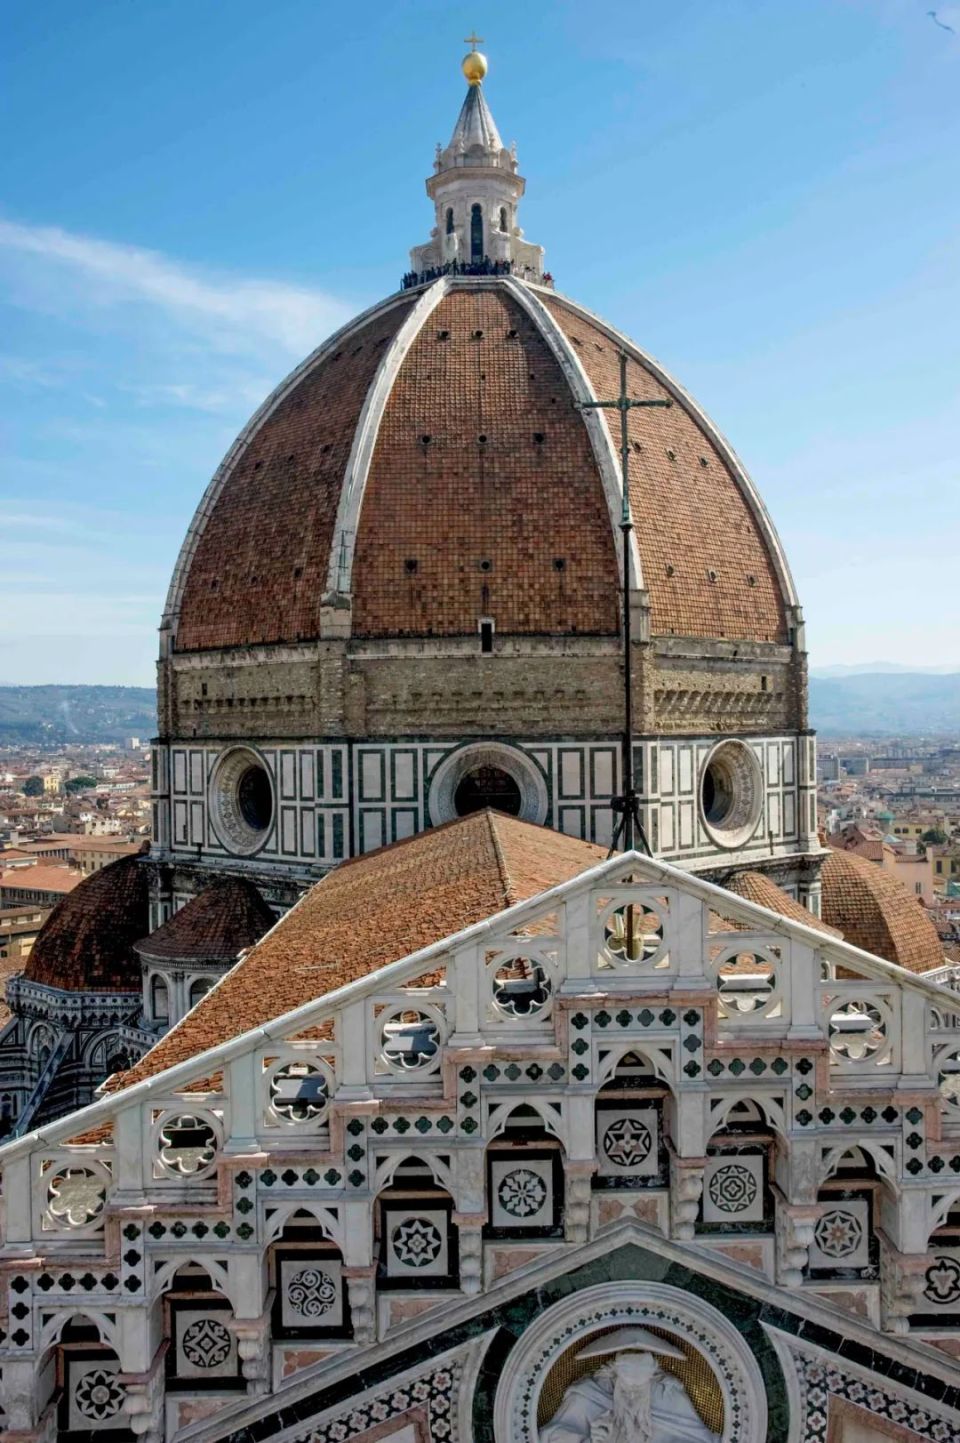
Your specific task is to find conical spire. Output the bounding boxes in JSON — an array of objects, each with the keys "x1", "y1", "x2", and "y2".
[
  {"x1": 447, "y1": 81, "x2": 504, "y2": 155},
  {"x1": 405, "y1": 43, "x2": 546, "y2": 288}
]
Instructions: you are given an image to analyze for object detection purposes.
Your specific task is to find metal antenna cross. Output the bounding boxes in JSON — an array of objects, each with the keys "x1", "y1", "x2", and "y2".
[{"x1": 579, "y1": 353, "x2": 672, "y2": 857}]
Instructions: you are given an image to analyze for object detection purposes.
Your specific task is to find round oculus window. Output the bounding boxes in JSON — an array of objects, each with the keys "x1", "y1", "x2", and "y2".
[
  {"x1": 427, "y1": 743, "x2": 548, "y2": 827},
  {"x1": 209, "y1": 747, "x2": 274, "y2": 855},
  {"x1": 699, "y1": 740, "x2": 763, "y2": 850},
  {"x1": 454, "y1": 765, "x2": 523, "y2": 817}
]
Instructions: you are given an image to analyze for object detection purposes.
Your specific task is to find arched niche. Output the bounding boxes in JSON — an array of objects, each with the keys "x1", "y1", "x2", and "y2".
[
  {"x1": 595, "y1": 1049, "x2": 671, "y2": 1190},
  {"x1": 699, "y1": 1101, "x2": 776, "y2": 1235},
  {"x1": 375, "y1": 1156, "x2": 458, "y2": 1289},
  {"x1": 162, "y1": 1262, "x2": 242, "y2": 1392},
  {"x1": 485, "y1": 1103, "x2": 565, "y2": 1239},
  {"x1": 269, "y1": 1208, "x2": 351, "y2": 1341}
]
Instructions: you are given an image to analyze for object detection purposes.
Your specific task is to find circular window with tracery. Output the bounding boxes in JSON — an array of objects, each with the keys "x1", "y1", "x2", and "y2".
[
  {"x1": 428, "y1": 743, "x2": 548, "y2": 826},
  {"x1": 699, "y1": 740, "x2": 763, "y2": 850},
  {"x1": 209, "y1": 747, "x2": 274, "y2": 856}
]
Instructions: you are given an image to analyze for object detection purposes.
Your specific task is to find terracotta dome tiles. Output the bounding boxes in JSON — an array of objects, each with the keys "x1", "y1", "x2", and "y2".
[
  {"x1": 351, "y1": 287, "x2": 618, "y2": 637},
  {"x1": 175, "y1": 297, "x2": 417, "y2": 652},
  {"x1": 171, "y1": 278, "x2": 792, "y2": 653},
  {"x1": 542, "y1": 295, "x2": 789, "y2": 643}
]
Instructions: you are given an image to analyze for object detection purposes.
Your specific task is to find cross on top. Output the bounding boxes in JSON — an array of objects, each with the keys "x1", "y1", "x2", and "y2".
[{"x1": 464, "y1": 31, "x2": 484, "y2": 49}]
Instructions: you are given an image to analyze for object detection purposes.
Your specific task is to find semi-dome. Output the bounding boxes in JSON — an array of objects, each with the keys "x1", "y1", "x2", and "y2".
[
  {"x1": 165, "y1": 280, "x2": 794, "y2": 654},
  {"x1": 24, "y1": 851, "x2": 150, "y2": 993},
  {"x1": 821, "y1": 848, "x2": 943, "y2": 974}
]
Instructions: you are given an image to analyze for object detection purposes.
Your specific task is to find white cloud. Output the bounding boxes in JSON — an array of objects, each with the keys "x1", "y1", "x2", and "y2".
[{"x1": 0, "y1": 218, "x2": 355, "y2": 358}]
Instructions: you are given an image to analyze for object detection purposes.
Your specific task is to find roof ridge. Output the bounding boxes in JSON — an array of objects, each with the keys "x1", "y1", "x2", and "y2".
[{"x1": 486, "y1": 809, "x2": 517, "y2": 908}]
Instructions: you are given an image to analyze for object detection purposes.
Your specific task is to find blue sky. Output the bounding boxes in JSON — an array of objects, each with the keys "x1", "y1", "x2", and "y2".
[{"x1": 2, "y1": 0, "x2": 958, "y2": 685}]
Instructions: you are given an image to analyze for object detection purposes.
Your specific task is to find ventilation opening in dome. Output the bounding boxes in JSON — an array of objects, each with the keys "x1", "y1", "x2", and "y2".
[
  {"x1": 454, "y1": 766, "x2": 522, "y2": 818},
  {"x1": 238, "y1": 764, "x2": 273, "y2": 833}
]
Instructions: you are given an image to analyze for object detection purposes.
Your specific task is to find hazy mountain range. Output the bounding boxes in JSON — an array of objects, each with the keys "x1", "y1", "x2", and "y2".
[
  {"x1": 0, "y1": 686, "x2": 156, "y2": 745},
  {"x1": 0, "y1": 672, "x2": 957, "y2": 744}
]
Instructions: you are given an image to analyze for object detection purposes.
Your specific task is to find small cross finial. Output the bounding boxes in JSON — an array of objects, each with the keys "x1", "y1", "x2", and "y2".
[{"x1": 464, "y1": 31, "x2": 484, "y2": 48}]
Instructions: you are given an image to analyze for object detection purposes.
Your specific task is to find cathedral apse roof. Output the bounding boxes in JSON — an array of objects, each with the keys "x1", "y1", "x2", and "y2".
[
  {"x1": 22, "y1": 849, "x2": 150, "y2": 993},
  {"x1": 135, "y1": 875, "x2": 276, "y2": 965},
  {"x1": 821, "y1": 848, "x2": 943, "y2": 974}
]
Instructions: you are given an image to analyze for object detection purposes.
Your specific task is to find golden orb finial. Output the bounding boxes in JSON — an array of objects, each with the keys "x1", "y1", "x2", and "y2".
[{"x1": 461, "y1": 32, "x2": 487, "y2": 85}]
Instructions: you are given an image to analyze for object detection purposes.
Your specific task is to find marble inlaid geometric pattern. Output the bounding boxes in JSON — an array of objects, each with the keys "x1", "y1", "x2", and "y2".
[
  {"x1": 174, "y1": 1311, "x2": 238, "y2": 1379},
  {"x1": 490, "y1": 1158, "x2": 553, "y2": 1228},
  {"x1": 385, "y1": 1209, "x2": 449, "y2": 1277},
  {"x1": 808, "y1": 1201, "x2": 869, "y2": 1270},
  {"x1": 702, "y1": 1155, "x2": 764, "y2": 1223},
  {"x1": 793, "y1": 1349, "x2": 958, "y2": 1442},
  {"x1": 67, "y1": 1359, "x2": 126, "y2": 1431},
  {"x1": 280, "y1": 1258, "x2": 343, "y2": 1328},
  {"x1": 285, "y1": 1360, "x2": 461, "y2": 1443},
  {"x1": 920, "y1": 1248, "x2": 960, "y2": 1312},
  {"x1": 597, "y1": 1109, "x2": 659, "y2": 1177}
]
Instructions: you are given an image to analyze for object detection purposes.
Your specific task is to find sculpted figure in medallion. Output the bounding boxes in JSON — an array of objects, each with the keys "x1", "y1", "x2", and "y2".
[{"x1": 540, "y1": 1327, "x2": 720, "y2": 1443}]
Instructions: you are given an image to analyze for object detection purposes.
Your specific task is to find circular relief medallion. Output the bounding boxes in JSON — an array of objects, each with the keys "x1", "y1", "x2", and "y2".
[
  {"x1": 498, "y1": 1167, "x2": 548, "y2": 1218},
  {"x1": 182, "y1": 1317, "x2": 232, "y2": 1369},
  {"x1": 924, "y1": 1256, "x2": 960, "y2": 1306},
  {"x1": 814, "y1": 1208, "x2": 863, "y2": 1260},
  {"x1": 287, "y1": 1267, "x2": 338, "y2": 1318},
  {"x1": 602, "y1": 1117, "x2": 653, "y2": 1169},
  {"x1": 707, "y1": 1162, "x2": 757, "y2": 1214},
  {"x1": 75, "y1": 1369, "x2": 125, "y2": 1422},
  {"x1": 391, "y1": 1216, "x2": 443, "y2": 1268}
]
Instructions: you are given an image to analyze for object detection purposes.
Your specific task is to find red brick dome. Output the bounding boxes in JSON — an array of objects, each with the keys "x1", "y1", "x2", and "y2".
[{"x1": 165, "y1": 278, "x2": 797, "y2": 653}]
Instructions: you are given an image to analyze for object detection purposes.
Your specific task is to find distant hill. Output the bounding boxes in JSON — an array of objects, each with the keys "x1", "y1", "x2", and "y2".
[
  {"x1": 809, "y1": 672, "x2": 960, "y2": 736},
  {"x1": 810, "y1": 662, "x2": 958, "y2": 678},
  {"x1": 0, "y1": 686, "x2": 156, "y2": 745},
  {"x1": 0, "y1": 675, "x2": 956, "y2": 746}
]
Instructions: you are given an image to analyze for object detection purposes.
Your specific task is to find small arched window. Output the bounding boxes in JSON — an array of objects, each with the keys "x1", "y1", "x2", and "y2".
[
  {"x1": 189, "y1": 977, "x2": 212, "y2": 1008},
  {"x1": 499, "y1": 206, "x2": 508, "y2": 233},
  {"x1": 151, "y1": 974, "x2": 169, "y2": 1025},
  {"x1": 445, "y1": 206, "x2": 454, "y2": 234},
  {"x1": 470, "y1": 202, "x2": 483, "y2": 262}
]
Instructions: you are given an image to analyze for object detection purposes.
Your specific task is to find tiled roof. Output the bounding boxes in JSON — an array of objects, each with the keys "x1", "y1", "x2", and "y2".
[
  {"x1": 821, "y1": 848, "x2": 943, "y2": 974},
  {"x1": 0, "y1": 865, "x2": 82, "y2": 895},
  {"x1": 171, "y1": 277, "x2": 790, "y2": 653},
  {"x1": 722, "y1": 870, "x2": 840, "y2": 936},
  {"x1": 136, "y1": 877, "x2": 276, "y2": 964},
  {"x1": 114, "y1": 812, "x2": 608, "y2": 1088},
  {"x1": 23, "y1": 852, "x2": 150, "y2": 992}
]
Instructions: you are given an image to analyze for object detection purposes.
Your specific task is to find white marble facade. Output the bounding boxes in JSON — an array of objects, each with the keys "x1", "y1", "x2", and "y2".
[
  {"x1": 2, "y1": 848, "x2": 960, "y2": 1442},
  {"x1": 151, "y1": 731, "x2": 816, "y2": 898}
]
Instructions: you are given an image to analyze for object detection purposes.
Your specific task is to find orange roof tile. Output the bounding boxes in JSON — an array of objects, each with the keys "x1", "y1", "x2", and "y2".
[
  {"x1": 723, "y1": 870, "x2": 840, "y2": 937},
  {"x1": 821, "y1": 849, "x2": 943, "y2": 974},
  {"x1": 0, "y1": 864, "x2": 82, "y2": 895},
  {"x1": 115, "y1": 812, "x2": 607, "y2": 1088}
]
